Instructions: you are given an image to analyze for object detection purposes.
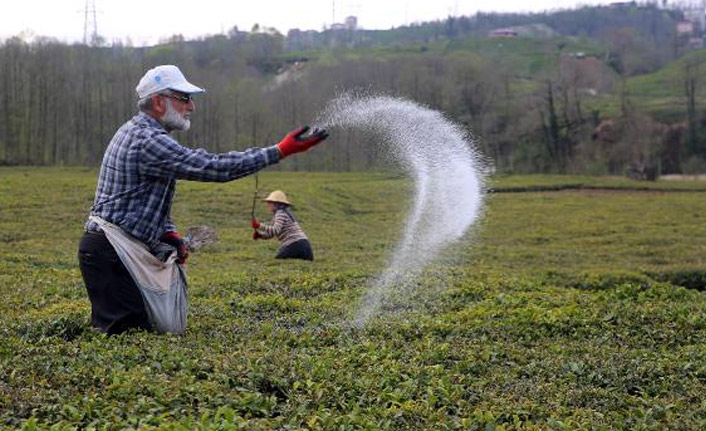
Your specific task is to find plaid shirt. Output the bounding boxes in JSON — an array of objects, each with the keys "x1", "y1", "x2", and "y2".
[{"x1": 86, "y1": 112, "x2": 280, "y2": 247}]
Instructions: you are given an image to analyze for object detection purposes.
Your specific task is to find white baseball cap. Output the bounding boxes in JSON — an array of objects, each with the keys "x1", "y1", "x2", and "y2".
[{"x1": 135, "y1": 65, "x2": 205, "y2": 99}]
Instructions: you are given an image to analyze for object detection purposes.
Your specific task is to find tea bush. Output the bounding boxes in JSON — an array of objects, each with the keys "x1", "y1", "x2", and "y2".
[{"x1": 2, "y1": 168, "x2": 706, "y2": 430}]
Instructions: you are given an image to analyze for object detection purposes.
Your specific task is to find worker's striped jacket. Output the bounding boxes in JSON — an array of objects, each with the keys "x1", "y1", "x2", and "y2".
[{"x1": 256, "y1": 210, "x2": 308, "y2": 248}]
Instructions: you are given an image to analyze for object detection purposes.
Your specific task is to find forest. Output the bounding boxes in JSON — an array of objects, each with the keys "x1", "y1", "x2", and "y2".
[{"x1": 2, "y1": 2, "x2": 706, "y2": 175}]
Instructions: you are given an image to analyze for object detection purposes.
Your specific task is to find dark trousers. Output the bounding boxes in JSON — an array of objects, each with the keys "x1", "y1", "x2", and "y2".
[
  {"x1": 78, "y1": 231, "x2": 151, "y2": 334},
  {"x1": 276, "y1": 239, "x2": 314, "y2": 261}
]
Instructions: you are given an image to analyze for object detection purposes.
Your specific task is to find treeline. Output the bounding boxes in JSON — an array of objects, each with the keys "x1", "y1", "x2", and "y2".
[
  {"x1": 0, "y1": 36, "x2": 502, "y2": 170},
  {"x1": 1, "y1": 4, "x2": 706, "y2": 174},
  {"x1": 0, "y1": 35, "x2": 324, "y2": 169}
]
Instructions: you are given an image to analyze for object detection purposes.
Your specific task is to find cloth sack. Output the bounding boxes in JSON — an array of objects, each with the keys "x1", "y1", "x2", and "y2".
[{"x1": 89, "y1": 216, "x2": 188, "y2": 334}]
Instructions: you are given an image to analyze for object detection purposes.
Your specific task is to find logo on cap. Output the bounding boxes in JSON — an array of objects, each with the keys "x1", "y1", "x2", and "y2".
[{"x1": 154, "y1": 75, "x2": 162, "y2": 83}]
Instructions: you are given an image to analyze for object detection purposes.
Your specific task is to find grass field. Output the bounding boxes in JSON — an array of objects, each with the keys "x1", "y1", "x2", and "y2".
[{"x1": 2, "y1": 167, "x2": 706, "y2": 430}]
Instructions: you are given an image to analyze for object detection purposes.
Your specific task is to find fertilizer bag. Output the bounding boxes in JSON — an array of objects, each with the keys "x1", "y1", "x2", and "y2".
[{"x1": 88, "y1": 216, "x2": 188, "y2": 334}]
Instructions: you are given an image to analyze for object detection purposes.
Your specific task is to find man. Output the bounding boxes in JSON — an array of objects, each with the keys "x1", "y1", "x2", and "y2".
[{"x1": 78, "y1": 64, "x2": 328, "y2": 334}]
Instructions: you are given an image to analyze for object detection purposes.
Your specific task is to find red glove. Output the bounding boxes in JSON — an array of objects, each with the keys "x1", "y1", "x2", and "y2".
[
  {"x1": 160, "y1": 231, "x2": 189, "y2": 264},
  {"x1": 252, "y1": 231, "x2": 261, "y2": 240},
  {"x1": 252, "y1": 219, "x2": 261, "y2": 229},
  {"x1": 277, "y1": 126, "x2": 329, "y2": 158}
]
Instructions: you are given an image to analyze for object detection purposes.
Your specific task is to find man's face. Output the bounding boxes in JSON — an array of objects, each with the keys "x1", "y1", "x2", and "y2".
[{"x1": 158, "y1": 91, "x2": 194, "y2": 131}]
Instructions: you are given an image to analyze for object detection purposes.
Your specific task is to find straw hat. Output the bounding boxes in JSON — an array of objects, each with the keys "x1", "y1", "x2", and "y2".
[{"x1": 263, "y1": 190, "x2": 291, "y2": 205}]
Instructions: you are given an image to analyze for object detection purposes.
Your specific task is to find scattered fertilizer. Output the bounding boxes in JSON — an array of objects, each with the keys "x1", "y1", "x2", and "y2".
[{"x1": 314, "y1": 93, "x2": 487, "y2": 327}]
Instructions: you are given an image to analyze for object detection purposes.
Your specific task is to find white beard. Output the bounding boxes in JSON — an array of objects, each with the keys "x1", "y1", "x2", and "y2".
[{"x1": 161, "y1": 101, "x2": 191, "y2": 131}]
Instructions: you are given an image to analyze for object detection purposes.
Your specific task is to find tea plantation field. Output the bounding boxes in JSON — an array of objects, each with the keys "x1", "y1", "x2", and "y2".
[{"x1": 2, "y1": 167, "x2": 706, "y2": 430}]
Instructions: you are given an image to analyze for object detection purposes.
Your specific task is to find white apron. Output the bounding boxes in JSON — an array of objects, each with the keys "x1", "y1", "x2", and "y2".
[{"x1": 89, "y1": 216, "x2": 188, "y2": 334}]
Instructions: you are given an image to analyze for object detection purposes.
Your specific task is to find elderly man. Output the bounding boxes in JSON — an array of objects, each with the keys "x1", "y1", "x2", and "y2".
[{"x1": 78, "y1": 65, "x2": 327, "y2": 334}]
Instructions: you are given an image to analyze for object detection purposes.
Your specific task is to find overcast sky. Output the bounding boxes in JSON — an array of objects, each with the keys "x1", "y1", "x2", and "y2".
[{"x1": 3, "y1": 0, "x2": 616, "y2": 46}]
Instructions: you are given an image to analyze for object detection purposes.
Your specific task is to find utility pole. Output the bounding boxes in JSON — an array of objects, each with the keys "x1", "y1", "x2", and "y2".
[{"x1": 83, "y1": 0, "x2": 99, "y2": 45}]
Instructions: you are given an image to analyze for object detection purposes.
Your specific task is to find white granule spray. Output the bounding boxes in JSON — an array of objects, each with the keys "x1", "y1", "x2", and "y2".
[{"x1": 314, "y1": 92, "x2": 488, "y2": 328}]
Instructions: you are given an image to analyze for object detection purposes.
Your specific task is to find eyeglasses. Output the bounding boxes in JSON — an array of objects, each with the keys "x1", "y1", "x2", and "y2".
[{"x1": 160, "y1": 92, "x2": 193, "y2": 104}]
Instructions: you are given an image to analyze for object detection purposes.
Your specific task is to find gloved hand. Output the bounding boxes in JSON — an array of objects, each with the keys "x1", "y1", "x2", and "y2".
[
  {"x1": 277, "y1": 126, "x2": 329, "y2": 158},
  {"x1": 160, "y1": 231, "x2": 189, "y2": 264},
  {"x1": 252, "y1": 231, "x2": 261, "y2": 240},
  {"x1": 252, "y1": 218, "x2": 261, "y2": 229}
]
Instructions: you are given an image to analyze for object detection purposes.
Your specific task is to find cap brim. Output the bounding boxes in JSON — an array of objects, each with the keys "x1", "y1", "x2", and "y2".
[
  {"x1": 168, "y1": 81, "x2": 206, "y2": 94},
  {"x1": 263, "y1": 199, "x2": 291, "y2": 205}
]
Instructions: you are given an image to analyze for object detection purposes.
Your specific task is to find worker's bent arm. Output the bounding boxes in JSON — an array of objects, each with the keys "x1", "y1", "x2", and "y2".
[{"x1": 256, "y1": 212, "x2": 287, "y2": 239}]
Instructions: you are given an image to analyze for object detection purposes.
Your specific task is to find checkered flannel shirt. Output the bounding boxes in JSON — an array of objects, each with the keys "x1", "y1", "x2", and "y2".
[{"x1": 86, "y1": 112, "x2": 280, "y2": 247}]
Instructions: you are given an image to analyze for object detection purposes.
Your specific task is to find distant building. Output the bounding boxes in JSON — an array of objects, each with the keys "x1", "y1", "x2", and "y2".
[
  {"x1": 609, "y1": 1, "x2": 636, "y2": 8},
  {"x1": 329, "y1": 16, "x2": 358, "y2": 32},
  {"x1": 677, "y1": 20, "x2": 695, "y2": 36},
  {"x1": 489, "y1": 28, "x2": 518, "y2": 38},
  {"x1": 688, "y1": 37, "x2": 704, "y2": 49},
  {"x1": 227, "y1": 26, "x2": 248, "y2": 42},
  {"x1": 488, "y1": 24, "x2": 556, "y2": 39},
  {"x1": 345, "y1": 16, "x2": 358, "y2": 31},
  {"x1": 683, "y1": 8, "x2": 706, "y2": 33}
]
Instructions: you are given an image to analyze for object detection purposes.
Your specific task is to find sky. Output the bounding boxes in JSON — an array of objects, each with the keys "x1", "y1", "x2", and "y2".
[{"x1": 2, "y1": 0, "x2": 617, "y2": 46}]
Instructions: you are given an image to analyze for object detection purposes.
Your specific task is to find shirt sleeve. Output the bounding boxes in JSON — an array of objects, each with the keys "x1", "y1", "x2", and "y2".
[
  {"x1": 163, "y1": 218, "x2": 177, "y2": 235},
  {"x1": 257, "y1": 211, "x2": 287, "y2": 239},
  {"x1": 139, "y1": 132, "x2": 280, "y2": 182}
]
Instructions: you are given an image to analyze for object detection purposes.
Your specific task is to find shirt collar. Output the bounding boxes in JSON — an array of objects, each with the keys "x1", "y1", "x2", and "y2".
[{"x1": 134, "y1": 111, "x2": 167, "y2": 131}]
